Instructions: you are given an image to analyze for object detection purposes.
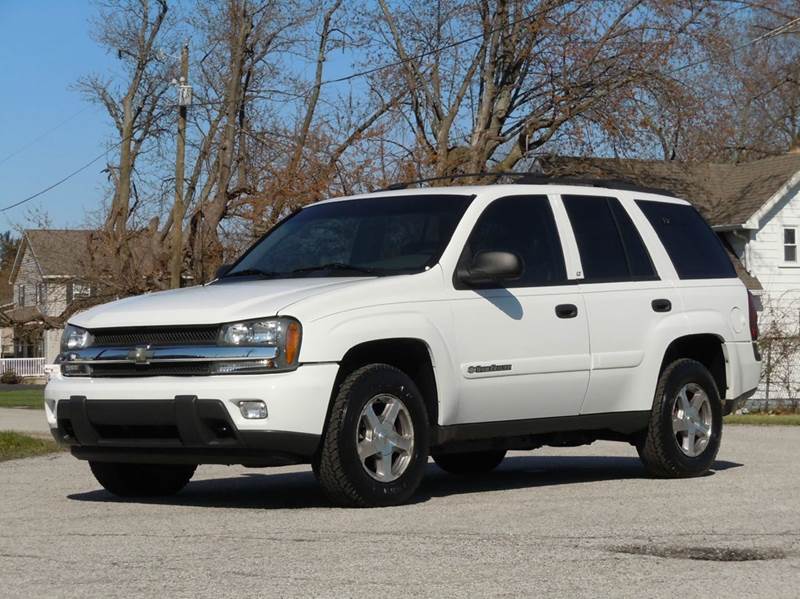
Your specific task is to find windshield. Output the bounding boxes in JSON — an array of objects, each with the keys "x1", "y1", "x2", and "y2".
[{"x1": 224, "y1": 194, "x2": 473, "y2": 279}]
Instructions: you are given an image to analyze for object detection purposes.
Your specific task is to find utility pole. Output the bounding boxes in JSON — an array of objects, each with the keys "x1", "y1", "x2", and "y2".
[{"x1": 170, "y1": 43, "x2": 190, "y2": 289}]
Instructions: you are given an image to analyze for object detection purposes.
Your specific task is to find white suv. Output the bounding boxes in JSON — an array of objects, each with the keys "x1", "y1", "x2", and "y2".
[{"x1": 46, "y1": 179, "x2": 762, "y2": 507}]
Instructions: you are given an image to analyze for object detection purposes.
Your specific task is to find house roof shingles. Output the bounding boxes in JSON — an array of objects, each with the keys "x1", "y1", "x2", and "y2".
[
  {"x1": 538, "y1": 153, "x2": 800, "y2": 228},
  {"x1": 24, "y1": 229, "x2": 93, "y2": 277}
]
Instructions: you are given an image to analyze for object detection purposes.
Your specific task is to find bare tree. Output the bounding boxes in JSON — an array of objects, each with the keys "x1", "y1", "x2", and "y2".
[
  {"x1": 77, "y1": 0, "x2": 176, "y2": 289},
  {"x1": 180, "y1": 0, "x2": 399, "y2": 280},
  {"x1": 361, "y1": 0, "x2": 720, "y2": 177},
  {"x1": 80, "y1": 0, "x2": 175, "y2": 229}
]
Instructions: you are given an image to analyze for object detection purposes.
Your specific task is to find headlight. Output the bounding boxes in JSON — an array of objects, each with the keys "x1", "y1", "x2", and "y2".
[
  {"x1": 218, "y1": 317, "x2": 302, "y2": 369},
  {"x1": 60, "y1": 324, "x2": 93, "y2": 352}
]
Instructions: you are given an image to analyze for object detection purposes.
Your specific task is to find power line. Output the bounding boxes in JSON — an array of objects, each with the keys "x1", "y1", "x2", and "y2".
[
  {"x1": 668, "y1": 15, "x2": 800, "y2": 75},
  {"x1": 5, "y1": 14, "x2": 800, "y2": 212},
  {"x1": 190, "y1": 8, "x2": 546, "y2": 107},
  {"x1": 0, "y1": 105, "x2": 92, "y2": 168},
  {"x1": 0, "y1": 139, "x2": 123, "y2": 213},
  {"x1": 193, "y1": 12, "x2": 800, "y2": 105},
  {"x1": 319, "y1": 11, "x2": 541, "y2": 86}
]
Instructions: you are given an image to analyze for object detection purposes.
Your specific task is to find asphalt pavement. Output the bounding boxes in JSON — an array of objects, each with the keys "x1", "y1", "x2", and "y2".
[{"x1": 1, "y1": 425, "x2": 798, "y2": 598}]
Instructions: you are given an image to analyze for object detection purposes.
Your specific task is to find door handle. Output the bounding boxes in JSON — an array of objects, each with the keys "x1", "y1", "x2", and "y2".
[
  {"x1": 651, "y1": 298, "x2": 672, "y2": 313},
  {"x1": 555, "y1": 304, "x2": 578, "y2": 319}
]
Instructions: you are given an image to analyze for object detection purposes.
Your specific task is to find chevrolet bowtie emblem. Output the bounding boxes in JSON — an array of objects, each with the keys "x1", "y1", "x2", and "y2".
[{"x1": 128, "y1": 345, "x2": 153, "y2": 364}]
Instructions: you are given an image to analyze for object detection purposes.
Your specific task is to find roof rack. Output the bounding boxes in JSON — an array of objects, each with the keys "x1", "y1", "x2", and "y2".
[{"x1": 380, "y1": 172, "x2": 678, "y2": 197}]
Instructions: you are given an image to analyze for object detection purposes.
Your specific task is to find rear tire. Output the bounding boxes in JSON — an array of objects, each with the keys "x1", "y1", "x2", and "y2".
[
  {"x1": 315, "y1": 364, "x2": 430, "y2": 507},
  {"x1": 433, "y1": 450, "x2": 507, "y2": 475},
  {"x1": 89, "y1": 462, "x2": 196, "y2": 497},
  {"x1": 637, "y1": 358, "x2": 722, "y2": 478}
]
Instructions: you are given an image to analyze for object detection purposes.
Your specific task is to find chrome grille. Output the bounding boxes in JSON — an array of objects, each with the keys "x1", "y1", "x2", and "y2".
[
  {"x1": 88, "y1": 363, "x2": 212, "y2": 377},
  {"x1": 89, "y1": 326, "x2": 219, "y2": 347}
]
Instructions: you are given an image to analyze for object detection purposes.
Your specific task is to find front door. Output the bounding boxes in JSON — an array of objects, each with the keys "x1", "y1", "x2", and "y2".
[{"x1": 448, "y1": 195, "x2": 591, "y2": 424}]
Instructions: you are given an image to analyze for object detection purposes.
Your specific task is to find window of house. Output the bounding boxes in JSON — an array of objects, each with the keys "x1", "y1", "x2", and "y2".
[
  {"x1": 34, "y1": 283, "x2": 46, "y2": 305},
  {"x1": 17, "y1": 284, "x2": 25, "y2": 307},
  {"x1": 456, "y1": 195, "x2": 567, "y2": 288},
  {"x1": 68, "y1": 281, "x2": 93, "y2": 303},
  {"x1": 784, "y1": 228, "x2": 797, "y2": 263},
  {"x1": 73, "y1": 282, "x2": 92, "y2": 299},
  {"x1": 563, "y1": 195, "x2": 657, "y2": 282}
]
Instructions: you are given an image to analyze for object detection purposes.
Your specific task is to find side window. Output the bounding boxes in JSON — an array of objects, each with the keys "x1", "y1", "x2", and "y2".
[
  {"x1": 784, "y1": 228, "x2": 797, "y2": 263},
  {"x1": 457, "y1": 195, "x2": 567, "y2": 288},
  {"x1": 563, "y1": 195, "x2": 657, "y2": 282},
  {"x1": 636, "y1": 200, "x2": 736, "y2": 279}
]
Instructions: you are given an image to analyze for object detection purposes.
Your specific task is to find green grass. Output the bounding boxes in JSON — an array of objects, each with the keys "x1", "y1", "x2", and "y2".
[
  {"x1": 0, "y1": 388, "x2": 44, "y2": 409},
  {"x1": 725, "y1": 413, "x2": 800, "y2": 426},
  {"x1": 0, "y1": 431, "x2": 60, "y2": 462}
]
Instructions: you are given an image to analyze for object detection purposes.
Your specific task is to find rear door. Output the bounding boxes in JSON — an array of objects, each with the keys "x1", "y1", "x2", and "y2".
[
  {"x1": 448, "y1": 194, "x2": 591, "y2": 424},
  {"x1": 560, "y1": 194, "x2": 680, "y2": 415}
]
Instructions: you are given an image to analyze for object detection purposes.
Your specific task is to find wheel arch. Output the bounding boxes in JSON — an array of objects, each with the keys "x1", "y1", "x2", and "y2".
[
  {"x1": 659, "y1": 333, "x2": 727, "y2": 399},
  {"x1": 330, "y1": 338, "x2": 439, "y2": 429}
]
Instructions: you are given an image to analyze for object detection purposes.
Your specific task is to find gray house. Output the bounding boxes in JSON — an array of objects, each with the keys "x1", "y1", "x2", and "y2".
[{"x1": 7, "y1": 229, "x2": 95, "y2": 363}]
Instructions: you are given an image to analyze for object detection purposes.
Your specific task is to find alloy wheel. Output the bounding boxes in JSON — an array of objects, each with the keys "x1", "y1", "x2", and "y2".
[
  {"x1": 671, "y1": 383, "x2": 712, "y2": 458},
  {"x1": 356, "y1": 393, "x2": 415, "y2": 482}
]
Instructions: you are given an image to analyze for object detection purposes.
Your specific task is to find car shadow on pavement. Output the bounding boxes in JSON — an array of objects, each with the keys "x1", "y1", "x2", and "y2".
[
  {"x1": 417, "y1": 455, "x2": 742, "y2": 501},
  {"x1": 67, "y1": 455, "x2": 742, "y2": 510}
]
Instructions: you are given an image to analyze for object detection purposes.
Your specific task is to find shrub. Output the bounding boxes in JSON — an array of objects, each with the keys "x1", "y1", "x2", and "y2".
[{"x1": 1, "y1": 370, "x2": 21, "y2": 384}]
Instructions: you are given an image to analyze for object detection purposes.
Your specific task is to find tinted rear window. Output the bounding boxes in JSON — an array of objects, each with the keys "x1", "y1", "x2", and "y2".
[
  {"x1": 635, "y1": 200, "x2": 736, "y2": 279},
  {"x1": 563, "y1": 195, "x2": 656, "y2": 282}
]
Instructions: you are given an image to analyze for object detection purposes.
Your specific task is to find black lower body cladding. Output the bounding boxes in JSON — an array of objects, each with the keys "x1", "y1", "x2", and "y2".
[{"x1": 54, "y1": 395, "x2": 320, "y2": 466}]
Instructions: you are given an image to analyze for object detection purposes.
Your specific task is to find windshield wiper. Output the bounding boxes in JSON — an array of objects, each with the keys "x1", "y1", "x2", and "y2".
[
  {"x1": 289, "y1": 262, "x2": 380, "y2": 276},
  {"x1": 222, "y1": 268, "x2": 280, "y2": 279}
]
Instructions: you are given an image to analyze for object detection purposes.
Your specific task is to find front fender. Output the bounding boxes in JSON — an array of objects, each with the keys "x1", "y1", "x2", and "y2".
[{"x1": 298, "y1": 304, "x2": 459, "y2": 424}]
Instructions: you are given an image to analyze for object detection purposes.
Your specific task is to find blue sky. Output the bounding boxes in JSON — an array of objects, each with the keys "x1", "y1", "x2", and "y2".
[
  {"x1": 0, "y1": 1, "x2": 369, "y2": 232},
  {"x1": 0, "y1": 1, "x2": 118, "y2": 230}
]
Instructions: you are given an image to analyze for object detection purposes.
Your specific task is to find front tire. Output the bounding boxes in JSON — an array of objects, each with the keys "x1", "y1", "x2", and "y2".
[
  {"x1": 433, "y1": 450, "x2": 507, "y2": 475},
  {"x1": 637, "y1": 358, "x2": 722, "y2": 478},
  {"x1": 315, "y1": 364, "x2": 430, "y2": 507},
  {"x1": 89, "y1": 462, "x2": 196, "y2": 497}
]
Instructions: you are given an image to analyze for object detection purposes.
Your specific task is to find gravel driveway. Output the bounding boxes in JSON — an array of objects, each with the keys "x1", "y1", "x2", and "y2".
[{"x1": 1, "y1": 425, "x2": 797, "y2": 598}]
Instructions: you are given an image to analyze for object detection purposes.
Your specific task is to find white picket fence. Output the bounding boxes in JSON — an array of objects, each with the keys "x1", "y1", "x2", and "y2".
[{"x1": 0, "y1": 358, "x2": 47, "y2": 378}]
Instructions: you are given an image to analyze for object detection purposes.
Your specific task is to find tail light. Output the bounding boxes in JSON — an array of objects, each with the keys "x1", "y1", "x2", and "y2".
[{"x1": 747, "y1": 290, "x2": 759, "y2": 341}]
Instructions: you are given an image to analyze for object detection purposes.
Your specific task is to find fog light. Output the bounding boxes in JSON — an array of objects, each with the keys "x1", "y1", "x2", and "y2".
[{"x1": 238, "y1": 400, "x2": 267, "y2": 419}]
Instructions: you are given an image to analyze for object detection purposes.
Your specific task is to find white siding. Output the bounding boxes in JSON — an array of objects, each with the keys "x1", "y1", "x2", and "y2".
[
  {"x1": 43, "y1": 328, "x2": 63, "y2": 364},
  {"x1": 42, "y1": 279, "x2": 68, "y2": 317},
  {"x1": 741, "y1": 185, "x2": 800, "y2": 328},
  {"x1": 9, "y1": 243, "x2": 71, "y2": 360},
  {"x1": 730, "y1": 183, "x2": 800, "y2": 404},
  {"x1": 14, "y1": 246, "x2": 41, "y2": 309},
  {"x1": 13, "y1": 245, "x2": 68, "y2": 316}
]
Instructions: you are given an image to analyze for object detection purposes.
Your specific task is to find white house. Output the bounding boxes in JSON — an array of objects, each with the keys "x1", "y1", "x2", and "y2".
[{"x1": 6, "y1": 229, "x2": 96, "y2": 364}]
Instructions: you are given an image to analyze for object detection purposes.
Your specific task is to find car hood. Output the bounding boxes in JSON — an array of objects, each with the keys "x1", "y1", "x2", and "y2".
[{"x1": 70, "y1": 277, "x2": 370, "y2": 329}]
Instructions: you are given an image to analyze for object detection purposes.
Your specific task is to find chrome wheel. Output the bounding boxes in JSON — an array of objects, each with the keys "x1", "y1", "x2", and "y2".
[
  {"x1": 356, "y1": 393, "x2": 415, "y2": 483},
  {"x1": 672, "y1": 383, "x2": 712, "y2": 457}
]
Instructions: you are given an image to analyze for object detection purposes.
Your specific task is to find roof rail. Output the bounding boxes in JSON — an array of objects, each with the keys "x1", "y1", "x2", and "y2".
[{"x1": 380, "y1": 172, "x2": 678, "y2": 197}]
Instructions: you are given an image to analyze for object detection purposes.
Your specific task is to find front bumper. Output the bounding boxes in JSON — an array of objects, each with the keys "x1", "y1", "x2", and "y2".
[
  {"x1": 45, "y1": 363, "x2": 339, "y2": 465},
  {"x1": 53, "y1": 396, "x2": 319, "y2": 466}
]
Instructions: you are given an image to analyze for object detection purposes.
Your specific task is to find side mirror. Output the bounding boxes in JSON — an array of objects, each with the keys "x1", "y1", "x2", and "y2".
[
  {"x1": 459, "y1": 251, "x2": 522, "y2": 286},
  {"x1": 215, "y1": 263, "x2": 232, "y2": 279}
]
